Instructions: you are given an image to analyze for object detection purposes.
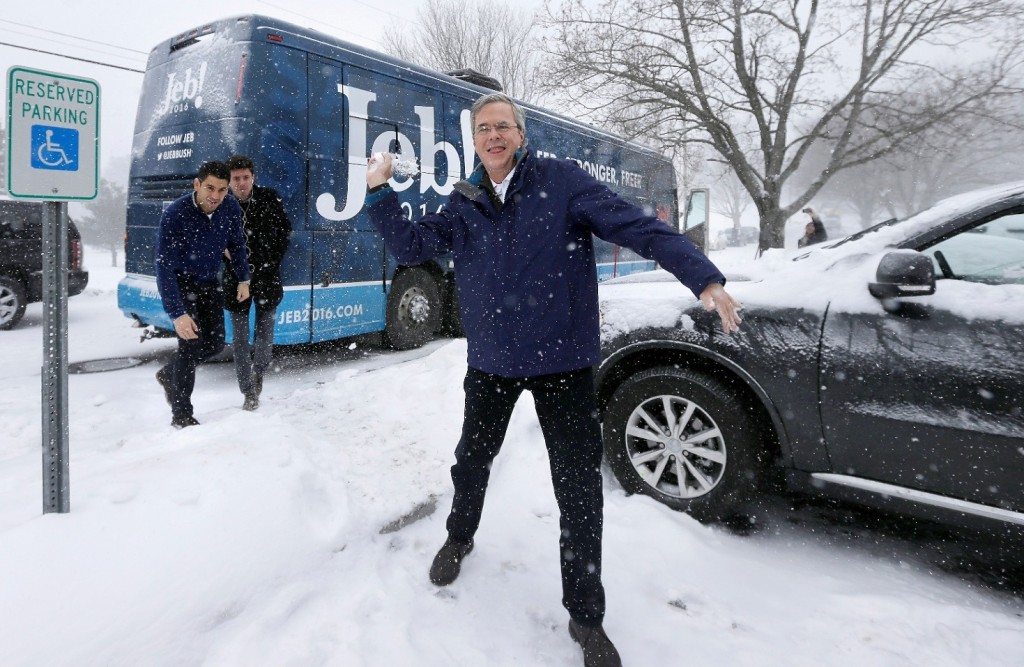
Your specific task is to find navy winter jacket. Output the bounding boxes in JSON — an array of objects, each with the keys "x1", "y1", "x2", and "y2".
[
  {"x1": 367, "y1": 149, "x2": 726, "y2": 378},
  {"x1": 155, "y1": 191, "x2": 250, "y2": 320}
]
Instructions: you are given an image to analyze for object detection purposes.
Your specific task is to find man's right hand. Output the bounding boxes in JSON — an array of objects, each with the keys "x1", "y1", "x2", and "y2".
[
  {"x1": 173, "y1": 314, "x2": 199, "y2": 340},
  {"x1": 699, "y1": 283, "x2": 743, "y2": 335},
  {"x1": 366, "y1": 152, "x2": 394, "y2": 188}
]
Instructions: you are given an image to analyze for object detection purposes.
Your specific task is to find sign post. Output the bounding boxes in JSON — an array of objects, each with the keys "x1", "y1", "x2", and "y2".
[
  {"x1": 40, "y1": 200, "x2": 70, "y2": 513},
  {"x1": 6, "y1": 66, "x2": 100, "y2": 514}
]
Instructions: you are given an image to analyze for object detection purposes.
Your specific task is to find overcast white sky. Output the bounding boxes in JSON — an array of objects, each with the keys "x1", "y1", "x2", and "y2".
[{"x1": 1, "y1": 0, "x2": 542, "y2": 177}]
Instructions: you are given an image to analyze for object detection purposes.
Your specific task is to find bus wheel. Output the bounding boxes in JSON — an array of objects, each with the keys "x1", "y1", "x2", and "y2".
[{"x1": 384, "y1": 267, "x2": 442, "y2": 350}]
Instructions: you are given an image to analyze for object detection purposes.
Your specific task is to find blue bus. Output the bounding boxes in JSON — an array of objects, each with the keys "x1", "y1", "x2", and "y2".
[{"x1": 118, "y1": 14, "x2": 692, "y2": 349}]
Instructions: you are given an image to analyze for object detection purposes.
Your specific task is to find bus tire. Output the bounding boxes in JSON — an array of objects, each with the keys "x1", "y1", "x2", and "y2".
[{"x1": 384, "y1": 267, "x2": 442, "y2": 350}]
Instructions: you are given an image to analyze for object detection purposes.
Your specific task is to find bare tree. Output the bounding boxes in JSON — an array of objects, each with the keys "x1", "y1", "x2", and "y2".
[
  {"x1": 821, "y1": 165, "x2": 892, "y2": 229},
  {"x1": 786, "y1": 119, "x2": 891, "y2": 229},
  {"x1": 797, "y1": 90, "x2": 1024, "y2": 228},
  {"x1": 877, "y1": 117, "x2": 1024, "y2": 218},
  {"x1": 708, "y1": 163, "x2": 752, "y2": 230},
  {"x1": 543, "y1": 0, "x2": 1024, "y2": 251},
  {"x1": 383, "y1": 0, "x2": 544, "y2": 103}
]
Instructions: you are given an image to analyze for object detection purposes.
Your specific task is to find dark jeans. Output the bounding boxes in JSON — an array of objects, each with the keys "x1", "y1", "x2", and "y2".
[
  {"x1": 229, "y1": 304, "x2": 276, "y2": 394},
  {"x1": 446, "y1": 366, "x2": 606, "y2": 627},
  {"x1": 162, "y1": 281, "x2": 225, "y2": 420}
]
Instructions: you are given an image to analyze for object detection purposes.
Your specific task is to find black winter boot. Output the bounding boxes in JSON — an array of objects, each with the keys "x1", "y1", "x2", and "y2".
[
  {"x1": 429, "y1": 536, "x2": 474, "y2": 586},
  {"x1": 171, "y1": 415, "x2": 200, "y2": 429},
  {"x1": 569, "y1": 619, "x2": 622, "y2": 667},
  {"x1": 242, "y1": 391, "x2": 259, "y2": 411},
  {"x1": 156, "y1": 367, "x2": 173, "y2": 406}
]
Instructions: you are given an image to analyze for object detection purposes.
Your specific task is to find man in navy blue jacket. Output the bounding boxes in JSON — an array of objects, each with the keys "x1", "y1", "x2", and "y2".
[
  {"x1": 155, "y1": 161, "x2": 250, "y2": 428},
  {"x1": 366, "y1": 93, "x2": 741, "y2": 667}
]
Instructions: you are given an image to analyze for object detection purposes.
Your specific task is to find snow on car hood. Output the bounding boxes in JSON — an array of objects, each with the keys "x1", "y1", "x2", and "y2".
[
  {"x1": 600, "y1": 180, "x2": 1024, "y2": 338},
  {"x1": 599, "y1": 279, "x2": 699, "y2": 339},
  {"x1": 599, "y1": 253, "x2": 885, "y2": 340}
]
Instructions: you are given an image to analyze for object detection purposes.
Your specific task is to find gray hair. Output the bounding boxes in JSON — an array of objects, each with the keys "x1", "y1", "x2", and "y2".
[{"x1": 470, "y1": 92, "x2": 529, "y2": 147}]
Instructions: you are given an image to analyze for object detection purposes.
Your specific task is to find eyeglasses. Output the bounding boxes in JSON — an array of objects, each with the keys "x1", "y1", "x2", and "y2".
[{"x1": 474, "y1": 122, "x2": 520, "y2": 136}]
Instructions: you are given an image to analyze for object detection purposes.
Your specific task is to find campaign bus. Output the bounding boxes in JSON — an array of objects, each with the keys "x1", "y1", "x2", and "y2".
[{"x1": 118, "y1": 14, "x2": 702, "y2": 349}]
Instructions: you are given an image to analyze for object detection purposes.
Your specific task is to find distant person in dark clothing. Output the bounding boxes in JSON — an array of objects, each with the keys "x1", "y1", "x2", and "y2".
[
  {"x1": 223, "y1": 155, "x2": 292, "y2": 412},
  {"x1": 798, "y1": 206, "x2": 828, "y2": 247},
  {"x1": 365, "y1": 91, "x2": 741, "y2": 667},
  {"x1": 155, "y1": 161, "x2": 250, "y2": 429}
]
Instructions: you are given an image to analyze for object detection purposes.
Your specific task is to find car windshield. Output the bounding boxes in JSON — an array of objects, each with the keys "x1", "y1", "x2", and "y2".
[{"x1": 823, "y1": 218, "x2": 901, "y2": 249}]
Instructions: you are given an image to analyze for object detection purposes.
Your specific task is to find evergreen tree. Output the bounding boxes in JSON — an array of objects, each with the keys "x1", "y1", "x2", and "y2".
[{"x1": 78, "y1": 177, "x2": 126, "y2": 267}]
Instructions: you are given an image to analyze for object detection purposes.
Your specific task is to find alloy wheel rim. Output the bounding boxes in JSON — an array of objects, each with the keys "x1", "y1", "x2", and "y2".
[
  {"x1": 0, "y1": 287, "x2": 16, "y2": 325},
  {"x1": 623, "y1": 393, "x2": 727, "y2": 499}
]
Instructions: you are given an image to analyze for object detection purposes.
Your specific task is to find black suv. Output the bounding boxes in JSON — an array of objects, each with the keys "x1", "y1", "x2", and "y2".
[
  {"x1": 0, "y1": 200, "x2": 89, "y2": 329},
  {"x1": 597, "y1": 181, "x2": 1024, "y2": 535}
]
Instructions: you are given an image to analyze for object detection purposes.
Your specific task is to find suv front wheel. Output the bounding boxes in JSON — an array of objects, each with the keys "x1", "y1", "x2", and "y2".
[
  {"x1": 0, "y1": 276, "x2": 27, "y2": 330},
  {"x1": 603, "y1": 366, "x2": 764, "y2": 522}
]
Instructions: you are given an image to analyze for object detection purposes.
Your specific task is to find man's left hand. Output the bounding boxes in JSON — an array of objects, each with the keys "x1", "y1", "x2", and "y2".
[
  {"x1": 237, "y1": 283, "x2": 250, "y2": 302},
  {"x1": 699, "y1": 283, "x2": 742, "y2": 334}
]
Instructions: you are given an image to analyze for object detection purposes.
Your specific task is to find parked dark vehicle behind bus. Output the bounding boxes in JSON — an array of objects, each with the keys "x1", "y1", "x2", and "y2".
[
  {"x1": 596, "y1": 181, "x2": 1024, "y2": 537},
  {"x1": 118, "y1": 14, "x2": 692, "y2": 350},
  {"x1": 0, "y1": 200, "x2": 88, "y2": 330}
]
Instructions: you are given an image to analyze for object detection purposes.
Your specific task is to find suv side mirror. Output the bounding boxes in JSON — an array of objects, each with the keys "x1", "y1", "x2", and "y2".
[{"x1": 868, "y1": 250, "x2": 936, "y2": 299}]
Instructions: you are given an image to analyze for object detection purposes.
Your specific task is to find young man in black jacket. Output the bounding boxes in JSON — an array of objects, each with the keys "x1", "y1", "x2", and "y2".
[{"x1": 223, "y1": 155, "x2": 292, "y2": 411}]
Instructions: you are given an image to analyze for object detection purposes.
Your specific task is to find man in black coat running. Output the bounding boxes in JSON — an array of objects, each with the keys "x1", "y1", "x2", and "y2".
[{"x1": 223, "y1": 155, "x2": 292, "y2": 411}]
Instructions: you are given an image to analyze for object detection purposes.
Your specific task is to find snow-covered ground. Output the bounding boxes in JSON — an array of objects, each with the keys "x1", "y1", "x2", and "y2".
[{"x1": 1, "y1": 249, "x2": 1023, "y2": 667}]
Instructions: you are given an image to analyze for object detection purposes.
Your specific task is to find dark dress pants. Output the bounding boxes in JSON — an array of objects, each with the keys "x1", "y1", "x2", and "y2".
[
  {"x1": 446, "y1": 366, "x2": 607, "y2": 627},
  {"x1": 164, "y1": 281, "x2": 225, "y2": 419},
  {"x1": 229, "y1": 303, "x2": 277, "y2": 394}
]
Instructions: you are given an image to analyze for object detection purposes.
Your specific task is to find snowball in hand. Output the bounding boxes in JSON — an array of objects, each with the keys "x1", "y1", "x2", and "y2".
[{"x1": 369, "y1": 152, "x2": 419, "y2": 178}]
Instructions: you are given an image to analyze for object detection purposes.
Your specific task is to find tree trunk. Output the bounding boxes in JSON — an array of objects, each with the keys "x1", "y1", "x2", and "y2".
[{"x1": 756, "y1": 208, "x2": 787, "y2": 253}]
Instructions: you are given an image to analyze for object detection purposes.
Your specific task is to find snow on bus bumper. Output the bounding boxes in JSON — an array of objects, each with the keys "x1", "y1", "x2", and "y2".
[
  {"x1": 115, "y1": 274, "x2": 388, "y2": 345},
  {"x1": 118, "y1": 274, "x2": 173, "y2": 330}
]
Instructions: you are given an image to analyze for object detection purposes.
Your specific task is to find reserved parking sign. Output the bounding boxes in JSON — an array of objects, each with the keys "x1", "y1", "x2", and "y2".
[{"x1": 6, "y1": 66, "x2": 100, "y2": 200}]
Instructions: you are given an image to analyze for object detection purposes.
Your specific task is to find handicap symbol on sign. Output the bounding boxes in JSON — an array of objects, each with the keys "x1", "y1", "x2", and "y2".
[{"x1": 31, "y1": 125, "x2": 79, "y2": 171}]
